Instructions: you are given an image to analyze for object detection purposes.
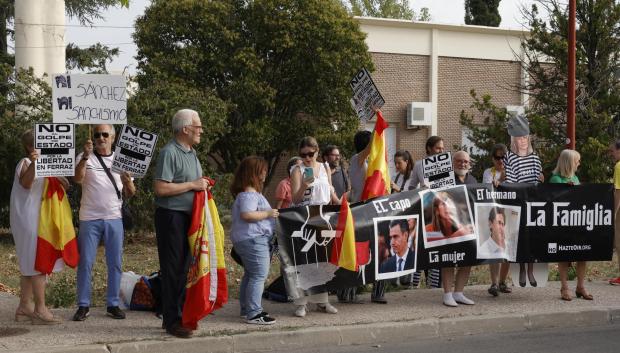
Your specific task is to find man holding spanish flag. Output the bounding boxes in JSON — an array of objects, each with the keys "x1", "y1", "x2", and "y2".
[{"x1": 153, "y1": 109, "x2": 216, "y2": 338}]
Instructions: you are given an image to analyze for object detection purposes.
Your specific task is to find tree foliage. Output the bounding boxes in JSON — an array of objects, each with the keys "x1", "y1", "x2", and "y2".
[
  {"x1": 518, "y1": 0, "x2": 620, "y2": 182},
  {"x1": 65, "y1": 43, "x2": 119, "y2": 73},
  {"x1": 461, "y1": 0, "x2": 620, "y2": 183},
  {"x1": 465, "y1": 0, "x2": 501, "y2": 27},
  {"x1": 345, "y1": 0, "x2": 431, "y2": 21},
  {"x1": 0, "y1": 65, "x2": 52, "y2": 226},
  {"x1": 132, "y1": 0, "x2": 374, "y2": 178}
]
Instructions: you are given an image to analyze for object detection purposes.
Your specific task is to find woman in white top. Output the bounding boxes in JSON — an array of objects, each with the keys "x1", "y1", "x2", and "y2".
[
  {"x1": 482, "y1": 144, "x2": 507, "y2": 186},
  {"x1": 10, "y1": 130, "x2": 66, "y2": 324},
  {"x1": 391, "y1": 150, "x2": 414, "y2": 193},
  {"x1": 290, "y1": 136, "x2": 340, "y2": 317}
]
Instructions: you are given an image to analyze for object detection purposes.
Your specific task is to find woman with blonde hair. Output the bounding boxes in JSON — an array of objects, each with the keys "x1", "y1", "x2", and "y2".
[
  {"x1": 549, "y1": 149, "x2": 592, "y2": 301},
  {"x1": 10, "y1": 129, "x2": 68, "y2": 324},
  {"x1": 503, "y1": 115, "x2": 543, "y2": 288}
]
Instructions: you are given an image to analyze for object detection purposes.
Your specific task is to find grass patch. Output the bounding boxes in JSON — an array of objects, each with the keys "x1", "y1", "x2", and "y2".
[{"x1": 0, "y1": 229, "x2": 617, "y2": 307}]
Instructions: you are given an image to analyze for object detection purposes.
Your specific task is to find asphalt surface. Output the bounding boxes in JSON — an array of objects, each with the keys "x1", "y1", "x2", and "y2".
[{"x1": 1, "y1": 280, "x2": 619, "y2": 352}]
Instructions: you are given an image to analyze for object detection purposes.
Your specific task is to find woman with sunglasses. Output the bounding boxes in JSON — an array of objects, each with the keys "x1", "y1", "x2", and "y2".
[
  {"x1": 290, "y1": 136, "x2": 340, "y2": 317},
  {"x1": 483, "y1": 144, "x2": 512, "y2": 297}
]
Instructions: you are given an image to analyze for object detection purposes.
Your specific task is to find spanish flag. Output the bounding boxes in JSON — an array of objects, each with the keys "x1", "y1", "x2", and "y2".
[
  {"x1": 182, "y1": 189, "x2": 228, "y2": 330},
  {"x1": 329, "y1": 198, "x2": 357, "y2": 272},
  {"x1": 361, "y1": 111, "x2": 391, "y2": 200},
  {"x1": 35, "y1": 177, "x2": 79, "y2": 274}
]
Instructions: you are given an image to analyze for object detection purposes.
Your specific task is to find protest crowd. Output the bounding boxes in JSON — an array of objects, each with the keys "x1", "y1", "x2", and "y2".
[{"x1": 9, "y1": 105, "x2": 620, "y2": 339}]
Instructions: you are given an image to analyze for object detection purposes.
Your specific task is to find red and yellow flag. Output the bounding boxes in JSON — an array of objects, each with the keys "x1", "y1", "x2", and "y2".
[
  {"x1": 329, "y1": 198, "x2": 357, "y2": 272},
  {"x1": 361, "y1": 111, "x2": 391, "y2": 200},
  {"x1": 182, "y1": 189, "x2": 228, "y2": 330},
  {"x1": 35, "y1": 177, "x2": 79, "y2": 274}
]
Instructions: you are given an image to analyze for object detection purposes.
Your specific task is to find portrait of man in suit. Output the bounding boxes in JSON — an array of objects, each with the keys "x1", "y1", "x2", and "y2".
[{"x1": 379, "y1": 218, "x2": 415, "y2": 274}]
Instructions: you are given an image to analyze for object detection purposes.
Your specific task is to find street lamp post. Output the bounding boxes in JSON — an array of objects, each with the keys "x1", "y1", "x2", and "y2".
[{"x1": 567, "y1": 0, "x2": 576, "y2": 150}]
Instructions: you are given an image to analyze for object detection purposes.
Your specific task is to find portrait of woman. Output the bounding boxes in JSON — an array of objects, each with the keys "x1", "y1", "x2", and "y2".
[{"x1": 421, "y1": 186, "x2": 475, "y2": 248}]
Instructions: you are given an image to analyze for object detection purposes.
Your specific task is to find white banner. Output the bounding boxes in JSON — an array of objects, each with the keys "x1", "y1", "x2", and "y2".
[
  {"x1": 111, "y1": 125, "x2": 158, "y2": 178},
  {"x1": 349, "y1": 68, "x2": 385, "y2": 122},
  {"x1": 52, "y1": 74, "x2": 127, "y2": 124},
  {"x1": 34, "y1": 123, "x2": 75, "y2": 177},
  {"x1": 423, "y1": 152, "x2": 455, "y2": 189}
]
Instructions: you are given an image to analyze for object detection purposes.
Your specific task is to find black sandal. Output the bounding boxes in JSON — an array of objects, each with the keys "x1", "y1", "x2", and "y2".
[{"x1": 499, "y1": 282, "x2": 512, "y2": 293}]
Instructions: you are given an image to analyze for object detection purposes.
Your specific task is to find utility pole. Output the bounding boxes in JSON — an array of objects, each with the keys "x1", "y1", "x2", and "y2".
[
  {"x1": 14, "y1": 0, "x2": 65, "y2": 77},
  {"x1": 567, "y1": 0, "x2": 576, "y2": 149}
]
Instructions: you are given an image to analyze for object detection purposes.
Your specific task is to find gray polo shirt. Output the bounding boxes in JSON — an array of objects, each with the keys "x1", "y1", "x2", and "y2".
[{"x1": 154, "y1": 139, "x2": 203, "y2": 212}]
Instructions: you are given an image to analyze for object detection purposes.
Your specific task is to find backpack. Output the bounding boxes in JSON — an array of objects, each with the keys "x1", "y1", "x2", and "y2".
[{"x1": 130, "y1": 272, "x2": 162, "y2": 315}]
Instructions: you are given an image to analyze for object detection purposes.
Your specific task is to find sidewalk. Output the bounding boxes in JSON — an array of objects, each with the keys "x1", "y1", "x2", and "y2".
[{"x1": 2, "y1": 281, "x2": 619, "y2": 353}]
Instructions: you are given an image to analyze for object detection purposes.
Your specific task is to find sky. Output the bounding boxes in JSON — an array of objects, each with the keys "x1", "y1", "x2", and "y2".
[{"x1": 65, "y1": 0, "x2": 546, "y2": 74}]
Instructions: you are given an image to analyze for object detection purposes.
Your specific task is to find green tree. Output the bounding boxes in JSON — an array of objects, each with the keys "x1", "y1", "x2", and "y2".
[
  {"x1": 345, "y1": 0, "x2": 431, "y2": 21},
  {"x1": 518, "y1": 0, "x2": 620, "y2": 182},
  {"x1": 65, "y1": 43, "x2": 119, "y2": 73},
  {"x1": 461, "y1": 1, "x2": 620, "y2": 183},
  {"x1": 133, "y1": 0, "x2": 374, "y2": 179},
  {"x1": 465, "y1": 0, "x2": 502, "y2": 27}
]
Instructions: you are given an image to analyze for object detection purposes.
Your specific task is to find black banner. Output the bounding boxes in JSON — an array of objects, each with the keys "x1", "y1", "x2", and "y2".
[{"x1": 276, "y1": 184, "x2": 613, "y2": 295}]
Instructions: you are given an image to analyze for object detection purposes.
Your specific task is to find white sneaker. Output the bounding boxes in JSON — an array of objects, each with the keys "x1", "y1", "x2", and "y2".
[
  {"x1": 294, "y1": 305, "x2": 307, "y2": 317},
  {"x1": 453, "y1": 292, "x2": 475, "y2": 305},
  {"x1": 316, "y1": 303, "x2": 338, "y2": 314},
  {"x1": 443, "y1": 292, "x2": 458, "y2": 307}
]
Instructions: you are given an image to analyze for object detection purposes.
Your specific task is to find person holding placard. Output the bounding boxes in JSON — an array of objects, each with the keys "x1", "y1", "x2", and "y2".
[
  {"x1": 73, "y1": 124, "x2": 136, "y2": 323},
  {"x1": 152, "y1": 109, "x2": 210, "y2": 338},
  {"x1": 409, "y1": 136, "x2": 445, "y2": 289},
  {"x1": 10, "y1": 129, "x2": 69, "y2": 325}
]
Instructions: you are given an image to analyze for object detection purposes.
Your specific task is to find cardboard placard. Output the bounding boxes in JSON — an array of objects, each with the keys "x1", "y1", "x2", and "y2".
[
  {"x1": 111, "y1": 125, "x2": 158, "y2": 178},
  {"x1": 52, "y1": 74, "x2": 127, "y2": 124},
  {"x1": 423, "y1": 152, "x2": 455, "y2": 189},
  {"x1": 349, "y1": 68, "x2": 385, "y2": 122},
  {"x1": 34, "y1": 123, "x2": 75, "y2": 177}
]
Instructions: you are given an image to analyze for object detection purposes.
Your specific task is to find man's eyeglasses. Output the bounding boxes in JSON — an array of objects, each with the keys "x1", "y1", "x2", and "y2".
[
  {"x1": 188, "y1": 125, "x2": 203, "y2": 131},
  {"x1": 299, "y1": 151, "x2": 316, "y2": 158},
  {"x1": 94, "y1": 132, "x2": 110, "y2": 139},
  {"x1": 493, "y1": 155, "x2": 504, "y2": 160}
]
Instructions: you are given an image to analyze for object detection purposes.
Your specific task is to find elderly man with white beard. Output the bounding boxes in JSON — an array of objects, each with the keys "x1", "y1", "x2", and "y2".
[{"x1": 453, "y1": 150, "x2": 477, "y2": 185}]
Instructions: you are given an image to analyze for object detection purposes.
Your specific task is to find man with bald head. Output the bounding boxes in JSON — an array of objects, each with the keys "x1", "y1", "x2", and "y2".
[
  {"x1": 73, "y1": 124, "x2": 136, "y2": 322},
  {"x1": 153, "y1": 109, "x2": 210, "y2": 338}
]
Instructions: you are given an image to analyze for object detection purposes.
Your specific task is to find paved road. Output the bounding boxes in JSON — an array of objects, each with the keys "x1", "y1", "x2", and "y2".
[{"x1": 271, "y1": 325, "x2": 620, "y2": 353}]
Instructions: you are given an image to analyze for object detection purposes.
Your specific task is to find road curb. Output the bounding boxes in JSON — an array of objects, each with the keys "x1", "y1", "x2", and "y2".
[{"x1": 26, "y1": 307, "x2": 620, "y2": 353}]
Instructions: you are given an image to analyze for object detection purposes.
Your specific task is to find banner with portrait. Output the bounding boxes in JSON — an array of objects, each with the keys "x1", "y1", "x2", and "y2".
[{"x1": 276, "y1": 183, "x2": 614, "y2": 294}]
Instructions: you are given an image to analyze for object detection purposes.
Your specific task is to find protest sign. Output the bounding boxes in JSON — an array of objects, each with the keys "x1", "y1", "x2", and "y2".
[
  {"x1": 349, "y1": 68, "x2": 385, "y2": 122},
  {"x1": 423, "y1": 152, "x2": 455, "y2": 189},
  {"x1": 277, "y1": 183, "x2": 613, "y2": 294},
  {"x1": 34, "y1": 123, "x2": 75, "y2": 177},
  {"x1": 111, "y1": 125, "x2": 158, "y2": 178},
  {"x1": 52, "y1": 74, "x2": 127, "y2": 124}
]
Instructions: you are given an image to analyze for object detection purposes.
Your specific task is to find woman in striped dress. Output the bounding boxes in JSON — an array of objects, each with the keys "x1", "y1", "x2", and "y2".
[{"x1": 503, "y1": 115, "x2": 543, "y2": 288}]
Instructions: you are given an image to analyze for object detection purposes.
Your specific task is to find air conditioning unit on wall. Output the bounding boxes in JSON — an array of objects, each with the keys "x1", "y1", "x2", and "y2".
[{"x1": 406, "y1": 102, "x2": 432, "y2": 128}]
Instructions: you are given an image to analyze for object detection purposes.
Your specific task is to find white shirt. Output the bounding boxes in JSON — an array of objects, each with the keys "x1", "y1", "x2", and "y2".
[
  {"x1": 77, "y1": 152, "x2": 124, "y2": 221},
  {"x1": 479, "y1": 237, "x2": 507, "y2": 258},
  {"x1": 482, "y1": 167, "x2": 502, "y2": 184},
  {"x1": 294, "y1": 163, "x2": 331, "y2": 206}
]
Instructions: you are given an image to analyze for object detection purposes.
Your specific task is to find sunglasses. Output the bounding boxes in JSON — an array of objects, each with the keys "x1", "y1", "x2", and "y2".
[
  {"x1": 94, "y1": 132, "x2": 110, "y2": 139},
  {"x1": 299, "y1": 151, "x2": 316, "y2": 159},
  {"x1": 493, "y1": 155, "x2": 504, "y2": 160}
]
